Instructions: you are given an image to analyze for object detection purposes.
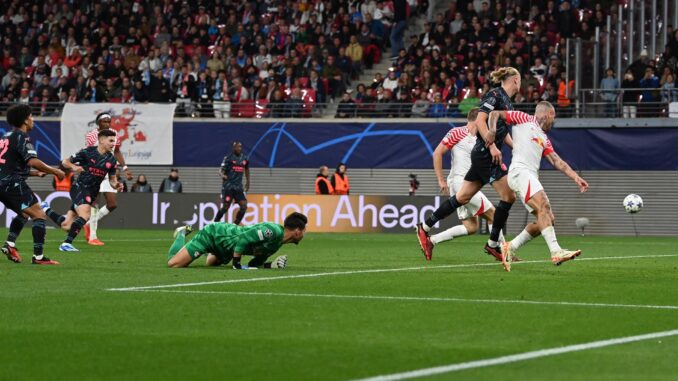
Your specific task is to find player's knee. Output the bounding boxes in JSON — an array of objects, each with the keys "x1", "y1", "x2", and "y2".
[
  {"x1": 107, "y1": 203, "x2": 117, "y2": 211},
  {"x1": 503, "y1": 192, "x2": 516, "y2": 204},
  {"x1": 466, "y1": 223, "x2": 478, "y2": 235}
]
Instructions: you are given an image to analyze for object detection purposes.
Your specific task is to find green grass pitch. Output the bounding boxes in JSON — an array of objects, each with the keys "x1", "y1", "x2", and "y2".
[{"x1": 1, "y1": 228, "x2": 678, "y2": 380}]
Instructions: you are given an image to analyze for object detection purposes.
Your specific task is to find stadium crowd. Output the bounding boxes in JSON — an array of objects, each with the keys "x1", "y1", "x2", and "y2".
[{"x1": 0, "y1": 0, "x2": 677, "y2": 118}]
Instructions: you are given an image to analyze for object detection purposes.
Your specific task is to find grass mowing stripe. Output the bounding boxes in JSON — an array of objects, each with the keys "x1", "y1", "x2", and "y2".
[
  {"x1": 121, "y1": 290, "x2": 678, "y2": 311},
  {"x1": 350, "y1": 328, "x2": 678, "y2": 381},
  {"x1": 105, "y1": 253, "x2": 678, "y2": 292}
]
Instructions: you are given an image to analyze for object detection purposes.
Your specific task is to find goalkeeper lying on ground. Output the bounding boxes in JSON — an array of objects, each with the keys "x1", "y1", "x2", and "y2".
[{"x1": 167, "y1": 212, "x2": 307, "y2": 269}]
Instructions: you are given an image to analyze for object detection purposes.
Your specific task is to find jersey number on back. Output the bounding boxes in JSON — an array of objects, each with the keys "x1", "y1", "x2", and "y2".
[{"x1": 0, "y1": 138, "x2": 9, "y2": 164}]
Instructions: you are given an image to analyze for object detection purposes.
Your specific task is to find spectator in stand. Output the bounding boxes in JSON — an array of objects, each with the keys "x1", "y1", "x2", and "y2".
[
  {"x1": 131, "y1": 175, "x2": 153, "y2": 193},
  {"x1": 159, "y1": 169, "x2": 183, "y2": 193},
  {"x1": 335, "y1": 92, "x2": 357, "y2": 118},
  {"x1": 390, "y1": 0, "x2": 409, "y2": 59},
  {"x1": 268, "y1": 89, "x2": 287, "y2": 118},
  {"x1": 622, "y1": 70, "x2": 639, "y2": 119},
  {"x1": 660, "y1": 70, "x2": 678, "y2": 104},
  {"x1": 458, "y1": 88, "x2": 480, "y2": 116},
  {"x1": 600, "y1": 68, "x2": 620, "y2": 117},
  {"x1": 639, "y1": 67, "x2": 660, "y2": 117},
  {"x1": 412, "y1": 91, "x2": 430, "y2": 117},
  {"x1": 286, "y1": 88, "x2": 304, "y2": 118}
]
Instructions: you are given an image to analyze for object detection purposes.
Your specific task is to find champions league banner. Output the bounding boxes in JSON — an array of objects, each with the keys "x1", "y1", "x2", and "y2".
[
  {"x1": 0, "y1": 192, "x2": 458, "y2": 234},
  {"x1": 60, "y1": 103, "x2": 177, "y2": 165}
]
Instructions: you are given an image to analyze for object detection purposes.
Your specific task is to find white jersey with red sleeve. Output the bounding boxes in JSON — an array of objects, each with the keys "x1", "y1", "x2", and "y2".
[
  {"x1": 440, "y1": 126, "x2": 475, "y2": 182},
  {"x1": 505, "y1": 111, "x2": 554, "y2": 174},
  {"x1": 86, "y1": 128, "x2": 121, "y2": 152}
]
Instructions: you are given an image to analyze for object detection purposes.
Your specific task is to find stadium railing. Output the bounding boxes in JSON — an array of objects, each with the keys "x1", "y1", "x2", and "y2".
[{"x1": 1, "y1": 89, "x2": 675, "y2": 119}]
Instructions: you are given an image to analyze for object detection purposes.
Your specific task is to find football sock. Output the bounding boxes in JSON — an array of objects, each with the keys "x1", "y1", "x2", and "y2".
[
  {"x1": 46, "y1": 208, "x2": 66, "y2": 226},
  {"x1": 167, "y1": 232, "x2": 186, "y2": 260},
  {"x1": 541, "y1": 226, "x2": 563, "y2": 254},
  {"x1": 488, "y1": 224, "x2": 505, "y2": 243},
  {"x1": 7, "y1": 215, "x2": 27, "y2": 244},
  {"x1": 234, "y1": 208, "x2": 246, "y2": 225},
  {"x1": 430, "y1": 225, "x2": 468, "y2": 245},
  {"x1": 489, "y1": 201, "x2": 512, "y2": 246},
  {"x1": 65, "y1": 217, "x2": 87, "y2": 244},
  {"x1": 510, "y1": 229, "x2": 535, "y2": 252},
  {"x1": 424, "y1": 196, "x2": 462, "y2": 231},
  {"x1": 89, "y1": 206, "x2": 110, "y2": 239},
  {"x1": 214, "y1": 207, "x2": 227, "y2": 222},
  {"x1": 32, "y1": 219, "x2": 46, "y2": 257}
]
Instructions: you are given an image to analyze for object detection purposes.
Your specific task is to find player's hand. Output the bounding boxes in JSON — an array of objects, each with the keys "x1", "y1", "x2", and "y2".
[
  {"x1": 245, "y1": 183, "x2": 250, "y2": 192},
  {"x1": 438, "y1": 179, "x2": 449, "y2": 195},
  {"x1": 72, "y1": 166, "x2": 84, "y2": 174},
  {"x1": 115, "y1": 182, "x2": 124, "y2": 192},
  {"x1": 35, "y1": 171, "x2": 47, "y2": 178},
  {"x1": 53, "y1": 168, "x2": 66, "y2": 180},
  {"x1": 271, "y1": 255, "x2": 287, "y2": 269},
  {"x1": 489, "y1": 144, "x2": 502, "y2": 165},
  {"x1": 576, "y1": 177, "x2": 589, "y2": 193},
  {"x1": 124, "y1": 168, "x2": 133, "y2": 180},
  {"x1": 484, "y1": 131, "x2": 496, "y2": 147}
]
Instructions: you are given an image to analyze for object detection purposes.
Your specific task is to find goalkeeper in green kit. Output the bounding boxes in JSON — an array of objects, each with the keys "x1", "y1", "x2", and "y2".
[{"x1": 167, "y1": 212, "x2": 307, "y2": 269}]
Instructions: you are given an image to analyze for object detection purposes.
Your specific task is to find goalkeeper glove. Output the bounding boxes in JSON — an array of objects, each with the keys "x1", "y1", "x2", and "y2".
[{"x1": 270, "y1": 255, "x2": 288, "y2": 269}]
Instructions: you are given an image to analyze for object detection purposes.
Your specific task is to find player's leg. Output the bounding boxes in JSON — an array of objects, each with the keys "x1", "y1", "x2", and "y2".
[
  {"x1": 22, "y1": 199, "x2": 60, "y2": 265},
  {"x1": 2, "y1": 213, "x2": 28, "y2": 263},
  {"x1": 168, "y1": 247, "x2": 196, "y2": 267},
  {"x1": 416, "y1": 179, "x2": 483, "y2": 260},
  {"x1": 506, "y1": 221, "x2": 540, "y2": 256},
  {"x1": 527, "y1": 191, "x2": 581, "y2": 265},
  {"x1": 233, "y1": 191, "x2": 248, "y2": 225},
  {"x1": 430, "y1": 217, "x2": 477, "y2": 246},
  {"x1": 205, "y1": 254, "x2": 225, "y2": 267},
  {"x1": 60, "y1": 204, "x2": 91, "y2": 252},
  {"x1": 214, "y1": 190, "x2": 234, "y2": 222},
  {"x1": 168, "y1": 230, "x2": 207, "y2": 267},
  {"x1": 486, "y1": 175, "x2": 516, "y2": 257},
  {"x1": 87, "y1": 191, "x2": 117, "y2": 245}
]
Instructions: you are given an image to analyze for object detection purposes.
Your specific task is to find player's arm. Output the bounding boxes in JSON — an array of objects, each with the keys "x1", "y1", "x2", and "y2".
[
  {"x1": 27, "y1": 159, "x2": 63, "y2": 179},
  {"x1": 61, "y1": 151, "x2": 85, "y2": 174},
  {"x1": 29, "y1": 169, "x2": 47, "y2": 177},
  {"x1": 485, "y1": 110, "x2": 507, "y2": 165},
  {"x1": 114, "y1": 150, "x2": 133, "y2": 180},
  {"x1": 433, "y1": 143, "x2": 451, "y2": 194},
  {"x1": 219, "y1": 157, "x2": 229, "y2": 180},
  {"x1": 232, "y1": 228, "x2": 272, "y2": 269},
  {"x1": 545, "y1": 151, "x2": 589, "y2": 193}
]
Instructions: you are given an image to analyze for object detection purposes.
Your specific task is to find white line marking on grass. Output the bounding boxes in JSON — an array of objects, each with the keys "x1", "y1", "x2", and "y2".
[
  {"x1": 120, "y1": 290, "x2": 678, "y2": 311},
  {"x1": 105, "y1": 253, "x2": 678, "y2": 292},
  {"x1": 350, "y1": 328, "x2": 678, "y2": 381}
]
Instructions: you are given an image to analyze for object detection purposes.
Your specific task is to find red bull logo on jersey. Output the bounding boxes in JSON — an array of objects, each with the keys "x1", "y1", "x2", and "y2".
[{"x1": 531, "y1": 136, "x2": 546, "y2": 149}]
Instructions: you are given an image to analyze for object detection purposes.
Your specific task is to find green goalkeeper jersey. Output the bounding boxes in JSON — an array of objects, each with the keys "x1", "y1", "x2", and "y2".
[{"x1": 195, "y1": 222, "x2": 285, "y2": 260}]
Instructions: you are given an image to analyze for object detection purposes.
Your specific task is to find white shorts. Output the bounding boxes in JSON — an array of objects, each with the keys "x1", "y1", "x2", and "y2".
[
  {"x1": 99, "y1": 174, "x2": 118, "y2": 193},
  {"x1": 449, "y1": 177, "x2": 493, "y2": 220},
  {"x1": 508, "y1": 169, "x2": 544, "y2": 213}
]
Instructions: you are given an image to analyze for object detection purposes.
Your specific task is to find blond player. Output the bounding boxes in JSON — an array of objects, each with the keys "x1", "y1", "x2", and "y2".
[
  {"x1": 425, "y1": 108, "x2": 507, "y2": 260},
  {"x1": 487, "y1": 102, "x2": 588, "y2": 271},
  {"x1": 83, "y1": 112, "x2": 133, "y2": 245}
]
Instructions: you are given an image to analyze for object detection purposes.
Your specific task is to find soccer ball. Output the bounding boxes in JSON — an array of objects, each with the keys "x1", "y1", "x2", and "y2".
[{"x1": 623, "y1": 194, "x2": 643, "y2": 213}]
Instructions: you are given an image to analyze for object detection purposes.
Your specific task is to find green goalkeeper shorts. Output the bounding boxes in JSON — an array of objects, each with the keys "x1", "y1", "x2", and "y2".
[{"x1": 184, "y1": 230, "x2": 233, "y2": 263}]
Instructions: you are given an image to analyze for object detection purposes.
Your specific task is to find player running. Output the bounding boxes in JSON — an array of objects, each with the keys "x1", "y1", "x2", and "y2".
[
  {"x1": 83, "y1": 112, "x2": 133, "y2": 246},
  {"x1": 42, "y1": 129, "x2": 122, "y2": 252},
  {"x1": 489, "y1": 103, "x2": 588, "y2": 270},
  {"x1": 417, "y1": 67, "x2": 520, "y2": 269},
  {"x1": 0, "y1": 104, "x2": 65, "y2": 265},
  {"x1": 214, "y1": 141, "x2": 250, "y2": 224},
  {"x1": 424, "y1": 108, "x2": 507, "y2": 260},
  {"x1": 168, "y1": 212, "x2": 307, "y2": 269}
]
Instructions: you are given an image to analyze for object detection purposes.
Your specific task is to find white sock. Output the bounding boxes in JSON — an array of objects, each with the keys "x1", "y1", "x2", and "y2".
[
  {"x1": 422, "y1": 222, "x2": 432, "y2": 232},
  {"x1": 431, "y1": 225, "x2": 468, "y2": 245},
  {"x1": 89, "y1": 206, "x2": 110, "y2": 239},
  {"x1": 541, "y1": 226, "x2": 562, "y2": 254},
  {"x1": 6, "y1": 241, "x2": 15, "y2": 248},
  {"x1": 487, "y1": 240, "x2": 499, "y2": 248},
  {"x1": 488, "y1": 224, "x2": 506, "y2": 244},
  {"x1": 34, "y1": 254, "x2": 43, "y2": 260},
  {"x1": 509, "y1": 229, "x2": 534, "y2": 252}
]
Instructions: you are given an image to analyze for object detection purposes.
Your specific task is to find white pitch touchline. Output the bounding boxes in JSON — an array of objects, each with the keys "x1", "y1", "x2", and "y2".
[
  {"x1": 105, "y1": 253, "x2": 678, "y2": 292},
  {"x1": 126, "y1": 289, "x2": 678, "y2": 311},
  {"x1": 350, "y1": 328, "x2": 678, "y2": 381}
]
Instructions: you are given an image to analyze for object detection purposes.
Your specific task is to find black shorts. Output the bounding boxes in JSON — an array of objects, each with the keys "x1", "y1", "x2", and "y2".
[
  {"x1": 221, "y1": 187, "x2": 247, "y2": 204},
  {"x1": 464, "y1": 152, "x2": 508, "y2": 185},
  {"x1": 0, "y1": 179, "x2": 38, "y2": 214},
  {"x1": 70, "y1": 183, "x2": 99, "y2": 209}
]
